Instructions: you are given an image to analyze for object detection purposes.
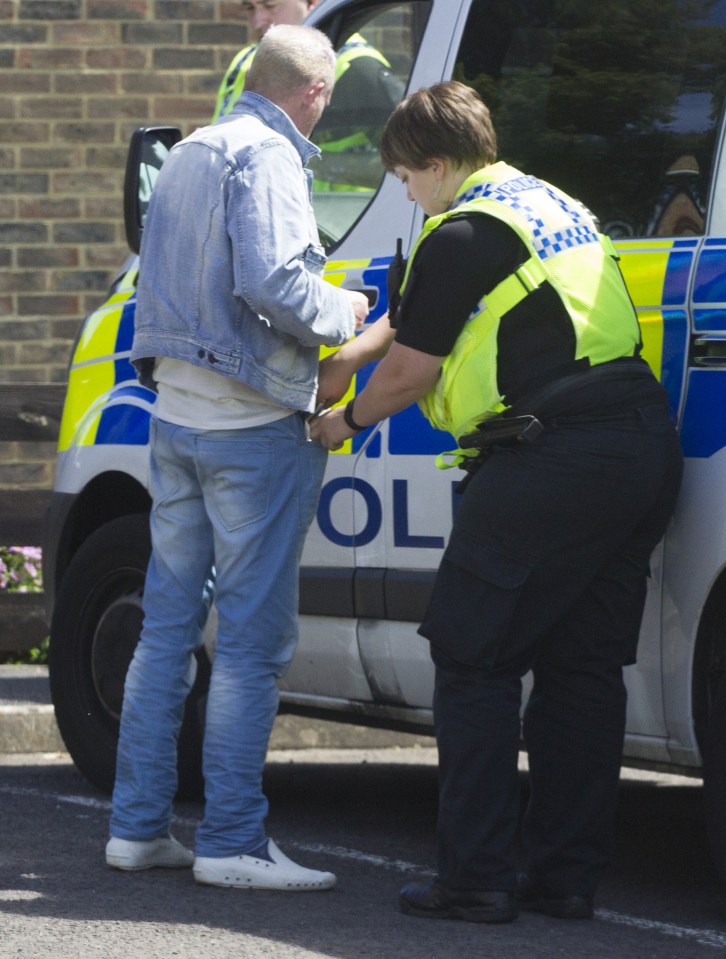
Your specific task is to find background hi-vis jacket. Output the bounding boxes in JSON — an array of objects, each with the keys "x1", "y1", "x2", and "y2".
[
  {"x1": 212, "y1": 43, "x2": 257, "y2": 122},
  {"x1": 212, "y1": 34, "x2": 389, "y2": 124}
]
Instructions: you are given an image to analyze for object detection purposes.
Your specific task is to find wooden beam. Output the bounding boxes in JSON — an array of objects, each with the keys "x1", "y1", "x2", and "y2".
[
  {"x1": 0, "y1": 490, "x2": 51, "y2": 546},
  {"x1": 0, "y1": 384, "x2": 66, "y2": 442},
  {"x1": 0, "y1": 593, "x2": 48, "y2": 651}
]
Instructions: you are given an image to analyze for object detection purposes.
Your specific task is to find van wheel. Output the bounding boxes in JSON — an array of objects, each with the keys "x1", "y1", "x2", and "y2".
[
  {"x1": 693, "y1": 576, "x2": 726, "y2": 882},
  {"x1": 48, "y1": 513, "x2": 208, "y2": 799}
]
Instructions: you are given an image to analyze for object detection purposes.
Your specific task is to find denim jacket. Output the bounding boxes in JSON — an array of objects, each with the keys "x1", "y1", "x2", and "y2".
[{"x1": 131, "y1": 92, "x2": 356, "y2": 412}]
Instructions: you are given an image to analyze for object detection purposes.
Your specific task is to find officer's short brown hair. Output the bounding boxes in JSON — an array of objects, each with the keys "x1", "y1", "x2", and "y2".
[{"x1": 380, "y1": 80, "x2": 497, "y2": 172}]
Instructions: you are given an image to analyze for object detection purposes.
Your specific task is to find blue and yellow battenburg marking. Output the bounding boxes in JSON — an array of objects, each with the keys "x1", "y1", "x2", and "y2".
[
  {"x1": 671, "y1": 236, "x2": 726, "y2": 458},
  {"x1": 58, "y1": 266, "x2": 149, "y2": 453},
  {"x1": 59, "y1": 239, "x2": 721, "y2": 458}
]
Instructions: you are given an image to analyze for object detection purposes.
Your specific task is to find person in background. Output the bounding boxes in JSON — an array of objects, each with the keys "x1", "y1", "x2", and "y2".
[
  {"x1": 213, "y1": 1, "x2": 320, "y2": 121},
  {"x1": 106, "y1": 24, "x2": 368, "y2": 891},
  {"x1": 311, "y1": 80, "x2": 683, "y2": 923},
  {"x1": 213, "y1": 0, "x2": 404, "y2": 192}
]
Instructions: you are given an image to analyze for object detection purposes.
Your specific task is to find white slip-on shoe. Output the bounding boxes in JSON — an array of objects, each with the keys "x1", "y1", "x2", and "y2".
[
  {"x1": 106, "y1": 834, "x2": 194, "y2": 871},
  {"x1": 193, "y1": 838, "x2": 336, "y2": 891}
]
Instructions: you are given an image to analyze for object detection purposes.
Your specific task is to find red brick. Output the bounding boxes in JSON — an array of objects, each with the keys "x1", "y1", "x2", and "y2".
[
  {"x1": 155, "y1": 96, "x2": 212, "y2": 119},
  {"x1": 52, "y1": 221, "x2": 116, "y2": 243},
  {"x1": 122, "y1": 22, "x2": 183, "y2": 44},
  {"x1": 53, "y1": 171, "x2": 121, "y2": 194},
  {"x1": 18, "y1": 247, "x2": 79, "y2": 268},
  {"x1": 18, "y1": 341, "x2": 61, "y2": 364},
  {"x1": 53, "y1": 122, "x2": 115, "y2": 144},
  {"x1": 85, "y1": 243, "x2": 129, "y2": 267},
  {"x1": 1, "y1": 73, "x2": 51, "y2": 94},
  {"x1": 18, "y1": 0, "x2": 81, "y2": 20},
  {"x1": 52, "y1": 22, "x2": 119, "y2": 43},
  {"x1": 87, "y1": 0, "x2": 149, "y2": 18},
  {"x1": 0, "y1": 271, "x2": 48, "y2": 293},
  {"x1": 55, "y1": 73, "x2": 118, "y2": 94},
  {"x1": 122, "y1": 71, "x2": 182, "y2": 94},
  {"x1": 17, "y1": 47, "x2": 83, "y2": 70},
  {"x1": 84, "y1": 196, "x2": 123, "y2": 218},
  {"x1": 88, "y1": 97, "x2": 148, "y2": 119},
  {"x1": 86, "y1": 146, "x2": 128, "y2": 169},
  {"x1": 153, "y1": 47, "x2": 214, "y2": 69},
  {"x1": 17, "y1": 294, "x2": 80, "y2": 316},
  {"x1": 0, "y1": 172, "x2": 49, "y2": 194},
  {"x1": 20, "y1": 97, "x2": 83, "y2": 119},
  {"x1": 157, "y1": 1, "x2": 214, "y2": 20},
  {"x1": 86, "y1": 47, "x2": 148, "y2": 69},
  {"x1": 19, "y1": 197, "x2": 81, "y2": 218},
  {"x1": 190, "y1": 24, "x2": 241, "y2": 45},
  {"x1": 0, "y1": 121, "x2": 50, "y2": 143},
  {"x1": 53, "y1": 269, "x2": 111, "y2": 292},
  {"x1": 21, "y1": 147, "x2": 82, "y2": 168},
  {"x1": 52, "y1": 318, "x2": 86, "y2": 339}
]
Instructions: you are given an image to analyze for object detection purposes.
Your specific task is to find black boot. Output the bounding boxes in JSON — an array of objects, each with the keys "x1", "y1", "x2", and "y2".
[
  {"x1": 400, "y1": 880, "x2": 518, "y2": 923},
  {"x1": 516, "y1": 873, "x2": 594, "y2": 919}
]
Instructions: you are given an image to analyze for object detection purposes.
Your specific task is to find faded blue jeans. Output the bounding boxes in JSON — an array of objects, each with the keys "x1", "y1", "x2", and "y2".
[{"x1": 110, "y1": 412, "x2": 326, "y2": 857}]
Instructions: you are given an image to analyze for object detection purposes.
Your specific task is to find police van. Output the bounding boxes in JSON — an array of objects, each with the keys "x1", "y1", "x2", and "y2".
[{"x1": 45, "y1": 0, "x2": 726, "y2": 875}]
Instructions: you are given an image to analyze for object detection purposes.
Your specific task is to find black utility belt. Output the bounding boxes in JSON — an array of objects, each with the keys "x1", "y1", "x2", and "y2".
[
  {"x1": 454, "y1": 415, "x2": 543, "y2": 494},
  {"x1": 459, "y1": 414, "x2": 544, "y2": 452}
]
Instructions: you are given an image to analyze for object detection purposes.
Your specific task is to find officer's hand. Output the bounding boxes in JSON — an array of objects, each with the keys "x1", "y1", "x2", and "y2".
[{"x1": 309, "y1": 406, "x2": 355, "y2": 450}]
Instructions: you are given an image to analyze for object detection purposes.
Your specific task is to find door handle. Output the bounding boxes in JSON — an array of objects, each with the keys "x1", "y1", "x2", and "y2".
[{"x1": 693, "y1": 336, "x2": 726, "y2": 365}]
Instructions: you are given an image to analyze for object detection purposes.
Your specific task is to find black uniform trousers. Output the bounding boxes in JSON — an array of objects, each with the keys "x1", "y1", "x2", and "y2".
[{"x1": 418, "y1": 402, "x2": 683, "y2": 897}]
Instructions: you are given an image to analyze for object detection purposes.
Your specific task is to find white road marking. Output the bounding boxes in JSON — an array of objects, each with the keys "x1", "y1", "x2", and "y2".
[
  {"x1": 595, "y1": 910, "x2": 726, "y2": 949},
  {"x1": 2, "y1": 784, "x2": 725, "y2": 949}
]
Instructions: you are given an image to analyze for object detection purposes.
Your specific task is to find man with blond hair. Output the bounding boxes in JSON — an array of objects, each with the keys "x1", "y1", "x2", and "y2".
[{"x1": 106, "y1": 24, "x2": 369, "y2": 892}]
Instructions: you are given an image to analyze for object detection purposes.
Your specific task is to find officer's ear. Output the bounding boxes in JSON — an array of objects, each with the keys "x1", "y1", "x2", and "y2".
[{"x1": 429, "y1": 158, "x2": 447, "y2": 179}]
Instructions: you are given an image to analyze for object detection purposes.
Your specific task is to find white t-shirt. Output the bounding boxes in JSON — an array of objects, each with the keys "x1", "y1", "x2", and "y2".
[{"x1": 154, "y1": 357, "x2": 293, "y2": 430}]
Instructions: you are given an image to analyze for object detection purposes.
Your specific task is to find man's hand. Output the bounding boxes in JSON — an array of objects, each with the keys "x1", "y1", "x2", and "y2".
[
  {"x1": 309, "y1": 406, "x2": 356, "y2": 450},
  {"x1": 346, "y1": 289, "x2": 370, "y2": 329}
]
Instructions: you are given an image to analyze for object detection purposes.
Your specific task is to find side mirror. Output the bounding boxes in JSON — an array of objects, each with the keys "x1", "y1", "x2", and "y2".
[{"x1": 123, "y1": 126, "x2": 182, "y2": 254}]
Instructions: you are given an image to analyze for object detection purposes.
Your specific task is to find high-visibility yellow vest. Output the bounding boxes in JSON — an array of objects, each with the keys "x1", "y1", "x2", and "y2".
[
  {"x1": 405, "y1": 162, "x2": 642, "y2": 443},
  {"x1": 212, "y1": 33, "x2": 390, "y2": 125},
  {"x1": 212, "y1": 43, "x2": 257, "y2": 122},
  {"x1": 312, "y1": 34, "x2": 392, "y2": 193}
]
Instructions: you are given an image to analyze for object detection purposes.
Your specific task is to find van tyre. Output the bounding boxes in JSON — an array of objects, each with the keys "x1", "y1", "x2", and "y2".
[
  {"x1": 48, "y1": 513, "x2": 208, "y2": 799},
  {"x1": 693, "y1": 577, "x2": 726, "y2": 883}
]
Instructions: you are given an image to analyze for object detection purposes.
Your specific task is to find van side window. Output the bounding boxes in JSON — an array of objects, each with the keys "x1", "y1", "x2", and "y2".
[
  {"x1": 454, "y1": 0, "x2": 726, "y2": 238},
  {"x1": 311, "y1": 1, "x2": 432, "y2": 250}
]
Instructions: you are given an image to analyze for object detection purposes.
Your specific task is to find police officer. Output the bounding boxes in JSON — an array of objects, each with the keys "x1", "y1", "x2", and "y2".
[
  {"x1": 310, "y1": 80, "x2": 683, "y2": 923},
  {"x1": 212, "y1": 1, "x2": 319, "y2": 122},
  {"x1": 213, "y1": 1, "x2": 403, "y2": 192}
]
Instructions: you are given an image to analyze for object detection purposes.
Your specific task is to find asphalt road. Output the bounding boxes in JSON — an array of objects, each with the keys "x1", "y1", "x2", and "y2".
[{"x1": 0, "y1": 747, "x2": 724, "y2": 959}]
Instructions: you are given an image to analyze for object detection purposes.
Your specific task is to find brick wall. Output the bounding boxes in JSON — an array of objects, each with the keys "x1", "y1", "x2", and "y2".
[
  {"x1": 1, "y1": 0, "x2": 249, "y2": 386},
  {"x1": 0, "y1": 0, "x2": 249, "y2": 489}
]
